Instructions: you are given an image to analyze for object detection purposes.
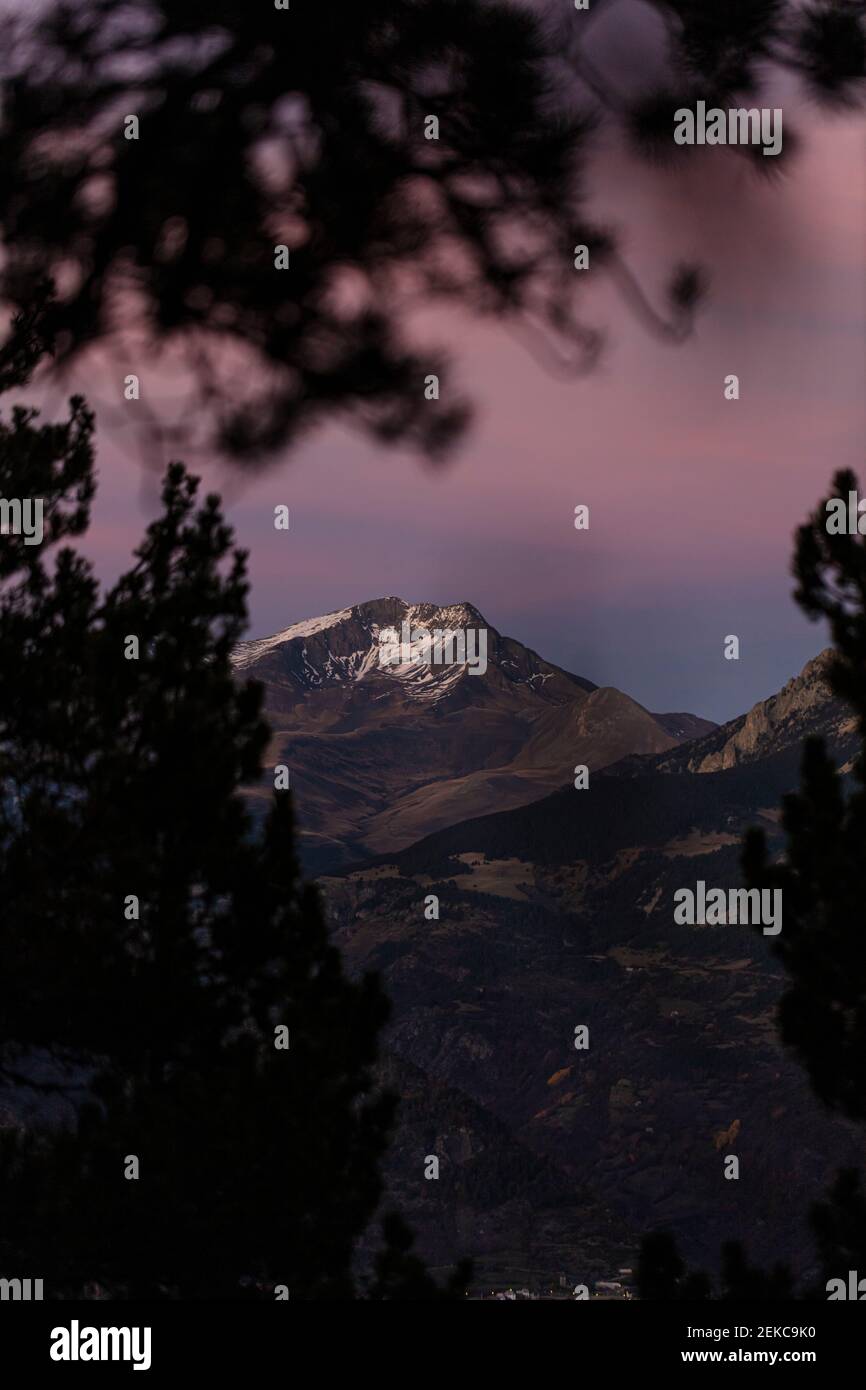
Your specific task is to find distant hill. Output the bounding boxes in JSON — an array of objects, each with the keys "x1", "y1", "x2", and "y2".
[{"x1": 321, "y1": 652, "x2": 859, "y2": 1285}]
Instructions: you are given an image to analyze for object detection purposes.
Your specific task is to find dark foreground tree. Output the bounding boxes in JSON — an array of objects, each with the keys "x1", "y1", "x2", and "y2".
[
  {"x1": 639, "y1": 466, "x2": 866, "y2": 1300},
  {"x1": 0, "y1": 0, "x2": 863, "y2": 466},
  {"x1": 0, "y1": 299, "x2": 467, "y2": 1298}
]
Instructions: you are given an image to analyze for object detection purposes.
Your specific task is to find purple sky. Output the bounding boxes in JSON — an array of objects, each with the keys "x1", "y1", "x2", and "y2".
[{"x1": 49, "y1": 77, "x2": 866, "y2": 726}]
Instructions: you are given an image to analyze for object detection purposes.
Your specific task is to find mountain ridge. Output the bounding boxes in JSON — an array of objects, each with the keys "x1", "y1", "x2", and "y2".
[{"x1": 610, "y1": 648, "x2": 851, "y2": 778}]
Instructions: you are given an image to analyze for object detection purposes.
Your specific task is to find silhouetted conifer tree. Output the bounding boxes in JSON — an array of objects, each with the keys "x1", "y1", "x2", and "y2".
[
  {"x1": 0, "y1": 297, "x2": 466, "y2": 1298},
  {"x1": 639, "y1": 467, "x2": 866, "y2": 1300}
]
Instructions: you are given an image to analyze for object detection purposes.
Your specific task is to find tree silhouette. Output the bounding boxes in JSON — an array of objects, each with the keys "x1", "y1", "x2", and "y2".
[
  {"x1": 0, "y1": 0, "x2": 862, "y2": 466},
  {"x1": 639, "y1": 467, "x2": 866, "y2": 1300},
  {"x1": 0, "y1": 297, "x2": 465, "y2": 1298}
]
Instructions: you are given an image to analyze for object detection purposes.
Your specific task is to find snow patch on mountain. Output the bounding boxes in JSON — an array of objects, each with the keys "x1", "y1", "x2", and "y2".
[{"x1": 231, "y1": 607, "x2": 353, "y2": 670}]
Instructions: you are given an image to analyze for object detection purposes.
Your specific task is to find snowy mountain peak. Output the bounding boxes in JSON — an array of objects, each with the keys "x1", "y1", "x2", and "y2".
[{"x1": 230, "y1": 596, "x2": 591, "y2": 707}]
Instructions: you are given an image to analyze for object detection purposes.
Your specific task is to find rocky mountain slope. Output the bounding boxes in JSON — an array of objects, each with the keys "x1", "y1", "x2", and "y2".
[
  {"x1": 233, "y1": 597, "x2": 715, "y2": 871},
  {"x1": 613, "y1": 649, "x2": 852, "y2": 777}
]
